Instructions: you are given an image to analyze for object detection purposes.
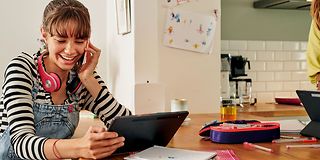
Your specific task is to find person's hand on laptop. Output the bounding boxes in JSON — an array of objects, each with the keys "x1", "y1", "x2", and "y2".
[{"x1": 76, "y1": 126, "x2": 125, "y2": 159}]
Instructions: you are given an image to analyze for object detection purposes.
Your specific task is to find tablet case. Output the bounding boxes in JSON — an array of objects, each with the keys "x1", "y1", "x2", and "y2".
[
  {"x1": 108, "y1": 111, "x2": 189, "y2": 154},
  {"x1": 296, "y1": 90, "x2": 320, "y2": 139},
  {"x1": 199, "y1": 120, "x2": 280, "y2": 143}
]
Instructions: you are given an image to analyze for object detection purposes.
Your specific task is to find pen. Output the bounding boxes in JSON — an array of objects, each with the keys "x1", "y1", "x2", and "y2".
[
  {"x1": 286, "y1": 144, "x2": 320, "y2": 149},
  {"x1": 280, "y1": 135, "x2": 299, "y2": 139},
  {"x1": 272, "y1": 137, "x2": 317, "y2": 143},
  {"x1": 243, "y1": 142, "x2": 273, "y2": 153}
]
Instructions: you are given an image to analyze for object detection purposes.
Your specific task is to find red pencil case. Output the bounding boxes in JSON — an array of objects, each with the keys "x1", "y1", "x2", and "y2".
[{"x1": 199, "y1": 120, "x2": 280, "y2": 144}]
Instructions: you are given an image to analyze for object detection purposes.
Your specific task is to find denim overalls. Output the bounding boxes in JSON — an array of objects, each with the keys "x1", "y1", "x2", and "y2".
[{"x1": 0, "y1": 83, "x2": 80, "y2": 159}]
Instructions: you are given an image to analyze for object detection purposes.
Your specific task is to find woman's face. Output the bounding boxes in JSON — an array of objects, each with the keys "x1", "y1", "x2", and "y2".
[{"x1": 42, "y1": 21, "x2": 88, "y2": 72}]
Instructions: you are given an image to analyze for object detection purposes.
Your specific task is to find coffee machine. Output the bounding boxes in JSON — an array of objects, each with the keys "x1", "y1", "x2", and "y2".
[
  {"x1": 220, "y1": 54, "x2": 231, "y2": 99},
  {"x1": 220, "y1": 54, "x2": 253, "y2": 105}
]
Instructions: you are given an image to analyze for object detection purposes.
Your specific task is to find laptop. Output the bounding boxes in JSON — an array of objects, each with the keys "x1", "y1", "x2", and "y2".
[
  {"x1": 296, "y1": 90, "x2": 320, "y2": 138},
  {"x1": 108, "y1": 111, "x2": 189, "y2": 154}
]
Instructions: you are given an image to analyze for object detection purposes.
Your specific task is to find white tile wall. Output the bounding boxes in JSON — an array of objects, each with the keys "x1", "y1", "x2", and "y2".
[{"x1": 222, "y1": 40, "x2": 314, "y2": 103}]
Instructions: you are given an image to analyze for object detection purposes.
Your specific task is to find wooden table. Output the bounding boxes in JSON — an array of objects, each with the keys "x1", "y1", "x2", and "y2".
[
  {"x1": 166, "y1": 114, "x2": 317, "y2": 160},
  {"x1": 74, "y1": 104, "x2": 316, "y2": 160}
]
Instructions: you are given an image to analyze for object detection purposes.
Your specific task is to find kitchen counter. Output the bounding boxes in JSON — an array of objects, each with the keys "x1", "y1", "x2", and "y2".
[{"x1": 238, "y1": 103, "x2": 307, "y2": 117}]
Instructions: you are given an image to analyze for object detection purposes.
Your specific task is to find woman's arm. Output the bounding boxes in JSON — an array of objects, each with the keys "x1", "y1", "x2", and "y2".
[
  {"x1": 78, "y1": 41, "x2": 102, "y2": 99},
  {"x1": 44, "y1": 126, "x2": 125, "y2": 159},
  {"x1": 4, "y1": 53, "x2": 48, "y2": 159},
  {"x1": 77, "y1": 42, "x2": 132, "y2": 127},
  {"x1": 79, "y1": 72, "x2": 132, "y2": 127},
  {"x1": 307, "y1": 20, "x2": 320, "y2": 86}
]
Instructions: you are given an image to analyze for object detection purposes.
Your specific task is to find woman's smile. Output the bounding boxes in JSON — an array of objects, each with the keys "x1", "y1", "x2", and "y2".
[{"x1": 58, "y1": 53, "x2": 82, "y2": 66}]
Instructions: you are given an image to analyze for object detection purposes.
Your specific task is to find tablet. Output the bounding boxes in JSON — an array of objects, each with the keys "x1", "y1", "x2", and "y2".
[
  {"x1": 108, "y1": 111, "x2": 189, "y2": 154},
  {"x1": 296, "y1": 90, "x2": 320, "y2": 138}
]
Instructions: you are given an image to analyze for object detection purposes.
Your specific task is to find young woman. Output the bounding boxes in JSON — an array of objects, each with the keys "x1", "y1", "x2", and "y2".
[
  {"x1": 307, "y1": 0, "x2": 320, "y2": 90},
  {"x1": 0, "y1": 0, "x2": 131, "y2": 159}
]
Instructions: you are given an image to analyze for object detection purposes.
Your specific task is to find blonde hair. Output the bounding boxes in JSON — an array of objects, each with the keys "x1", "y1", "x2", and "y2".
[
  {"x1": 312, "y1": 0, "x2": 320, "y2": 29},
  {"x1": 42, "y1": 0, "x2": 91, "y2": 39}
]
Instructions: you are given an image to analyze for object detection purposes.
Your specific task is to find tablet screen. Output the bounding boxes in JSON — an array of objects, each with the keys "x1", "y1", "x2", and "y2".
[{"x1": 108, "y1": 111, "x2": 189, "y2": 154}]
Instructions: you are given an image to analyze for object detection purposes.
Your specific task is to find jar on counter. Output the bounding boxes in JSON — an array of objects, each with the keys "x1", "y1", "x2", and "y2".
[{"x1": 220, "y1": 98, "x2": 237, "y2": 121}]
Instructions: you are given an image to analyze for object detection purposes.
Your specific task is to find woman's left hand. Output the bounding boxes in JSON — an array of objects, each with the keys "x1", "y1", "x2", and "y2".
[{"x1": 78, "y1": 41, "x2": 100, "y2": 82}]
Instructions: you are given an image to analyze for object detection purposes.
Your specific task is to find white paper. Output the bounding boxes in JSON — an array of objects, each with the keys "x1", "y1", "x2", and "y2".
[
  {"x1": 125, "y1": 146, "x2": 216, "y2": 160},
  {"x1": 163, "y1": 9, "x2": 216, "y2": 54}
]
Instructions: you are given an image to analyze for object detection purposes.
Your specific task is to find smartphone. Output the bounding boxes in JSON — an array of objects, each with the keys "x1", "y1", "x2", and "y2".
[
  {"x1": 68, "y1": 42, "x2": 87, "y2": 93},
  {"x1": 78, "y1": 54, "x2": 85, "y2": 66},
  {"x1": 73, "y1": 40, "x2": 89, "y2": 71},
  {"x1": 73, "y1": 55, "x2": 84, "y2": 72}
]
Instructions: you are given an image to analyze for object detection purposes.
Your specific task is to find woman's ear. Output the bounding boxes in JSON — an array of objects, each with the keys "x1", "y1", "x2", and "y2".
[
  {"x1": 40, "y1": 27, "x2": 48, "y2": 43},
  {"x1": 40, "y1": 27, "x2": 48, "y2": 51}
]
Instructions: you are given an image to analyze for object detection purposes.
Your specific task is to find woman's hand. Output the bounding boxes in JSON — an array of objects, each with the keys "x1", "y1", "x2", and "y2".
[
  {"x1": 78, "y1": 41, "x2": 101, "y2": 83},
  {"x1": 77, "y1": 126, "x2": 125, "y2": 159}
]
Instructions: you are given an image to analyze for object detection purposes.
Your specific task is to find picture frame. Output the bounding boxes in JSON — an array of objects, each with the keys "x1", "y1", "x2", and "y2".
[{"x1": 115, "y1": 0, "x2": 131, "y2": 35}]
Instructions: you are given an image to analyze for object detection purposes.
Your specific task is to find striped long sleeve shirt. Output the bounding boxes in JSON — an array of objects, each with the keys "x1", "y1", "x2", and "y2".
[{"x1": 0, "y1": 52, "x2": 132, "y2": 159}]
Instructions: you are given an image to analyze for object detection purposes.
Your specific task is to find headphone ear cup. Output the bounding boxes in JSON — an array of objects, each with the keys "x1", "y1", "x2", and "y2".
[
  {"x1": 37, "y1": 53, "x2": 61, "y2": 92},
  {"x1": 40, "y1": 73, "x2": 60, "y2": 93},
  {"x1": 49, "y1": 73, "x2": 61, "y2": 91}
]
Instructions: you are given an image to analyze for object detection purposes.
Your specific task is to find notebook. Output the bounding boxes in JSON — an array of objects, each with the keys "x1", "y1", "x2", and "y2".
[
  {"x1": 108, "y1": 111, "x2": 189, "y2": 154},
  {"x1": 296, "y1": 90, "x2": 320, "y2": 138},
  {"x1": 124, "y1": 146, "x2": 216, "y2": 160},
  {"x1": 266, "y1": 119, "x2": 309, "y2": 133}
]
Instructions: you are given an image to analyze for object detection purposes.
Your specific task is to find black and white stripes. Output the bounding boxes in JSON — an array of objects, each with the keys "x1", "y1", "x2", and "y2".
[{"x1": 0, "y1": 52, "x2": 131, "y2": 159}]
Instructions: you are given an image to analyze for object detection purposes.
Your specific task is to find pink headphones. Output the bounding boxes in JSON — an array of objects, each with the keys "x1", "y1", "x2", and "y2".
[{"x1": 37, "y1": 53, "x2": 81, "y2": 93}]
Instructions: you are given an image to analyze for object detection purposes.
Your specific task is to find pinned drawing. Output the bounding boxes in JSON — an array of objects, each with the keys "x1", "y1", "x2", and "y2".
[{"x1": 163, "y1": 9, "x2": 216, "y2": 54}]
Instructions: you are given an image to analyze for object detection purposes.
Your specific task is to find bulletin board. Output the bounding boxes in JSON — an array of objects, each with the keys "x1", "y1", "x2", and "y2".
[{"x1": 163, "y1": 9, "x2": 216, "y2": 54}]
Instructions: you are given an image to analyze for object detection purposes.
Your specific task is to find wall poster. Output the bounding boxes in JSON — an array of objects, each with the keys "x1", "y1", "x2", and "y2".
[{"x1": 163, "y1": 9, "x2": 216, "y2": 54}]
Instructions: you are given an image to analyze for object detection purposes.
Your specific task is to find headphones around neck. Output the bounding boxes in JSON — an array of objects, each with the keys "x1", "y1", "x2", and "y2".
[{"x1": 37, "y1": 53, "x2": 81, "y2": 94}]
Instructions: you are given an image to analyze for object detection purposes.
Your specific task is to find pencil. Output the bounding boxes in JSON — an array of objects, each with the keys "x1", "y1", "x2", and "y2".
[
  {"x1": 272, "y1": 137, "x2": 317, "y2": 143},
  {"x1": 286, "y1": 144, "x2": 320, "y2": 149},
  {"x1": 280, "y1": 135, "x2": 299, "y2": 139},
  {"x1": 244, "y1": 142, "x2": 273, "y2": 153}
]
